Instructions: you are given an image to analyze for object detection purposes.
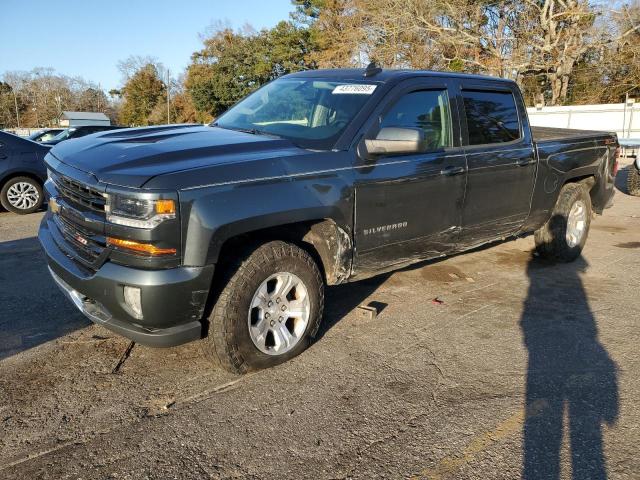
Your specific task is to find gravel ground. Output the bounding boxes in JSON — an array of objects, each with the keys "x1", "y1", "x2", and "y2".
[{"x1": 0, "y1": 162, "x2": 638, "y2": 479}]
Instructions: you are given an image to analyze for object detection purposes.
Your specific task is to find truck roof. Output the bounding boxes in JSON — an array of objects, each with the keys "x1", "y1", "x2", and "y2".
[{"x1": 286, "y1": 68, "x2": 516, "y2": 85}]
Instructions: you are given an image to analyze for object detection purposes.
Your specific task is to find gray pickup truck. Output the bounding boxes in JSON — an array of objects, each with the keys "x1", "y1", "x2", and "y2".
[{"x1": 39, "y1": 67, "x2": 618, "y2": 373}]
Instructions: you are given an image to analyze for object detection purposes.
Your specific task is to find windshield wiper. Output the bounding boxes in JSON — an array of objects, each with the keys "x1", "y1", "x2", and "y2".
[
  {"x1": 212, "y1": 123, "x2": 259, "y2": 135},
  {"x1": 212, "y1": 123, "x2": 283, "y2": 139}
]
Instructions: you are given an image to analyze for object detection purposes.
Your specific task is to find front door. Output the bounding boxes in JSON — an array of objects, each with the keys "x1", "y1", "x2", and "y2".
[{"x1": 352, "y1": 80, "x2": 467, "y2": 277}]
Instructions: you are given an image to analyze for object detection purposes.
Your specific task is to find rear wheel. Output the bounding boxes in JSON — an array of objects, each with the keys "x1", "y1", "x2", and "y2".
[
  {"x1": 628, "y1": 165, "x2": 640, "y2": 196},
  {"x1": 0, "y1": 176, "x2": 43, "y2": 214},
  {"x1": 534, "y1": 183, "x2": 592, "y2": 262},
  {"x1": 202, "y1": 240, "x2": 324, "y2": 374}
]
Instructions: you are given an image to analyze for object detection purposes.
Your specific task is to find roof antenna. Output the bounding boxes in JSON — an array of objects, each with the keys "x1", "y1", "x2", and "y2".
[{"x1": 363, "y1": 61, "x2": 382, "y2": 78}]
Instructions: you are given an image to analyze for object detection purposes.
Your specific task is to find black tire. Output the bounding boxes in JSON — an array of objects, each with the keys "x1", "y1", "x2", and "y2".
[
  {"x1": 627, "y1": 166, "x2": 640, "y2": 196},
  {"x1": 0, "y1": 176, "x2": 44, "y2": 214},
  {"x1": 534, "y1": 183, "x2": 592, "y2": 262},
  {"x1": 202, "y1": 240, "x2": 324, "y2": 374}
]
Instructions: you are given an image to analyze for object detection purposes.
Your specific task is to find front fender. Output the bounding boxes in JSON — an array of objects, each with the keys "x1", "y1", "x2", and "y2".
[{"x1": 178, "y1": 170, "x2": 354, "y2": 267}]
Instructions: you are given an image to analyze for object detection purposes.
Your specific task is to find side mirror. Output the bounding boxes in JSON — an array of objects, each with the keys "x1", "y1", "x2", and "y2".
[{"x1": 364, "y1": 127, "x2": 426, "y2": 156}]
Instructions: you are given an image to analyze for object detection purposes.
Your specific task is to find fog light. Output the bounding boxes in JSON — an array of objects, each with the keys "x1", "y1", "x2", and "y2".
[{"x1": 123, "y1": 286, "x2": 143, "y2": 319}]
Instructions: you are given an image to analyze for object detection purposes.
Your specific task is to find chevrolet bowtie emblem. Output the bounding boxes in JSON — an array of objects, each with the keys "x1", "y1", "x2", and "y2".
[{"x1": 49, "y1": 197, "x2": 60, "y2": 214}]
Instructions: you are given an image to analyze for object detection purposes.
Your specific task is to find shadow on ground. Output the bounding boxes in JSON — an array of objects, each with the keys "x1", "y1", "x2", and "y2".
[
  {"x1": 0, "y1": 236, "x2": 89, "y2": 361},
  {"x1": 521, "y1": 255, "x2": 619, "y2": 479}
]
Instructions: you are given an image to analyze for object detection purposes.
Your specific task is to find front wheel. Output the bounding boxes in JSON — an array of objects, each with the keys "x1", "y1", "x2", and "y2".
[
  {"x1": 0, "y1": 176, "x2": 44, "y2": 214},
  {"x1": 534, "y1": 183, "x2": 592, "y2": 262},
  {"x1": 202, "y1": 240, "x2": 324, "y2": 374}
]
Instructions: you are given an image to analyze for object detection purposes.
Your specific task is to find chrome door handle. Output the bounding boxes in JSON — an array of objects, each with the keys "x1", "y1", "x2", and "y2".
[
  {"x1": 440, "y1": 166, "x2": 466, "y2": 176},
  {"x1": 516, "y1": 158, "x2": 535, "y2": 166}
]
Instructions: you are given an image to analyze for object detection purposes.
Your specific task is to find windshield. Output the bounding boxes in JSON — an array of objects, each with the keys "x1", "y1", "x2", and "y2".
[
  {"x1": 51, "y1": 129, "x2": 72, "y2": 141},
  {"x1": 28, "y1": 130, "x2": 44, "y2": 140},
  {"x1": 214, "y1": 78, "x2": 378, "y2": 150},
  {"x1": 34, "y1": 129, "x2": 63, "y2": 142}
]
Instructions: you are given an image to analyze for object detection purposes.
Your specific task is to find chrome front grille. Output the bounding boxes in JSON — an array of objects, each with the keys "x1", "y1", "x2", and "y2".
[
  {"x1": 48, "y1": 170, "x2": 108, "y2": 270},
  {"x1": 53, "y1": 214, "x2": 106, "y2": 266},
  {"x1": 53, "y1": 174, "x2": 105, "y2": 212}
]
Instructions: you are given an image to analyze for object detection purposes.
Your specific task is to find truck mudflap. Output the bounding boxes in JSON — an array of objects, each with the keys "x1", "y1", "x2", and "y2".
[{"x1": 589, "y1": 146, "x2": 617, "y2": 213}]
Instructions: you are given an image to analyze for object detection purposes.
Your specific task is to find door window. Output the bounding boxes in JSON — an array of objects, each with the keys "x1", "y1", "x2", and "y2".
[
  {"x1": 380, "y1": 90, "x2": 453, "y2": 151},
  {"x1": 462, "y1": 90, "x2": 521, "y2": 145}
]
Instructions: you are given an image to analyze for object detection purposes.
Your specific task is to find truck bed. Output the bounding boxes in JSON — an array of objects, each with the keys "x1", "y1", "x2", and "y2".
[{"x1": 531, "y1": 126, "x2": 615, "y2": 143}]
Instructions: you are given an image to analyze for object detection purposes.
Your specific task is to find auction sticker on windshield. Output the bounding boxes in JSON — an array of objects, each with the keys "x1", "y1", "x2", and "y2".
[{"x1": 332, "y1": 84, "x2": 377, "y2": 95}]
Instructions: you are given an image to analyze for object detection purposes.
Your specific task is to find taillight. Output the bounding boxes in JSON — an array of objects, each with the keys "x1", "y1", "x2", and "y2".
[{"x1": 613, "y1": 147, "x2": 620, "y2": 176}]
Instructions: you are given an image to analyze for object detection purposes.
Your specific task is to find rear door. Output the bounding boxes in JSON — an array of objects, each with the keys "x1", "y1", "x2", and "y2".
[
  {"x1": 455, "y1": 81, "x2": 536, "y2": 246},
  {"x1": 352, "y1": 78, "x2": 467, "y2": 276}
]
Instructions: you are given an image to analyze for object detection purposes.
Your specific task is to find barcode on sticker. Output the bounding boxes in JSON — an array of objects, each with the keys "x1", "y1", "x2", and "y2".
[{"x1": 332, "y1": 84, "x2": 377, "y2": 95}]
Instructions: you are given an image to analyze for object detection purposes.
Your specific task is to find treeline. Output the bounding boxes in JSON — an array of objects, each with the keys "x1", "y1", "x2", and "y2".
[
  {"x1": 299, "y1": 0, "x2": 640, "y2": 106},
  {"x1": 0, "y1": 68, "x2": 117, "y2": 128},
  {"x1": 2, "y1": 0, "x2": 639, "y2": 128}
]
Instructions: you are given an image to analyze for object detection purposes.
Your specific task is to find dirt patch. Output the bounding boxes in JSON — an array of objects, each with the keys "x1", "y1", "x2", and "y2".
[
  {"x1": 615, "y1": 241, "x2": 640, "y2": 249},
  {"x1": 494, "y1": 249, "x2": 534, "y2": 268},
  {"x1": 593, "y1": 224, "x2": 626, "y2": 233},
  {"x1": 420, "y1": 264, "x2": 469, "y2": 282}
]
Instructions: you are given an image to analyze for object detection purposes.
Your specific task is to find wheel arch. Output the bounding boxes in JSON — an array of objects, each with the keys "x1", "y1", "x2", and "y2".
[
  {"x1": 562, "y1": 171, "x2": 610, "y2": 213},
  {"x1": 213, "y1": 218, "x2": 353, "y2": 286},
  {"x1": 0, "y1": 170, "x2": 45, "y2": 192}
]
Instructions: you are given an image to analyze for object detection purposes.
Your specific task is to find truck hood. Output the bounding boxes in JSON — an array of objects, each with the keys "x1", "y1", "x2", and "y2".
[{"x1": 48, "y1": 125, "x2": 306, "y2": 188}]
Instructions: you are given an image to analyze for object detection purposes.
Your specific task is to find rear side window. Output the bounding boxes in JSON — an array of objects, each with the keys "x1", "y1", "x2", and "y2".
[
  {"x1": 380, "y1": 90, "x2": 453, "y2": 150},
  {"x1": 463, "y1": 90, "x2": 520, "y2": 145}
]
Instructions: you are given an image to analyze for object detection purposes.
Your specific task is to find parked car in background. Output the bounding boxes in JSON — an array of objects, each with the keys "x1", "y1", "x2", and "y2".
[
  {"x1": 28, "y1": 128, "x2": 65, "y2": 143},
  {"x1": 0, "y1": 131, "x2": 50, "y2": 214},
  {"x1": 42, "y1": 125, "x2": 123, "y2": 145}
]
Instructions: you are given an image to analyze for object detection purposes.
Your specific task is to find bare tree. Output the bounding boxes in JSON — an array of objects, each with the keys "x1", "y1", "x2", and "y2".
[
  {"x1": 117, "y1": 55, "x2": 166, "y2": 84},
  {"x1": 351, "y1": 0, "x2": 640, "y2": 105},
  {"x1": 1, "y1": 69, "x2": 118, "y2": 128}
]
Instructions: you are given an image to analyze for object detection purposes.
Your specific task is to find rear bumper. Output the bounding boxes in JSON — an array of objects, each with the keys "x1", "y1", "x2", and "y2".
[{"x1": 39, "y1": 213, "x2": 215, "y2": 347}]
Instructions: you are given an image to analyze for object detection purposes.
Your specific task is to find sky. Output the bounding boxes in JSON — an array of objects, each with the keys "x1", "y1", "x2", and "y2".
[{"x1": 0, "y1": 0, "x2": 295, "y2": 91}]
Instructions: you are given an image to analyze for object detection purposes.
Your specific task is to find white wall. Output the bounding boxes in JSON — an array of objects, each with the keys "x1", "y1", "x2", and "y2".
[
  {"x1": 527, "y1": 103, "x2": 640, "y2": 139},
  {"x1": 3, "y1": 128, "x2": 43, "y2": 137}
]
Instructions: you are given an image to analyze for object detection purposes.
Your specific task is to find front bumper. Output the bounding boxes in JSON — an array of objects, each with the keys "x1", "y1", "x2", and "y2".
[{"x1": 39, "y1": 213, "x2": 215, "y2": 347}]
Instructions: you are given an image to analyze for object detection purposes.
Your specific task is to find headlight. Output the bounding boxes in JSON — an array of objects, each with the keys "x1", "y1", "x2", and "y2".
[{"x1": 105, "y1": 194, "x2": 176, "y2": 229}]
